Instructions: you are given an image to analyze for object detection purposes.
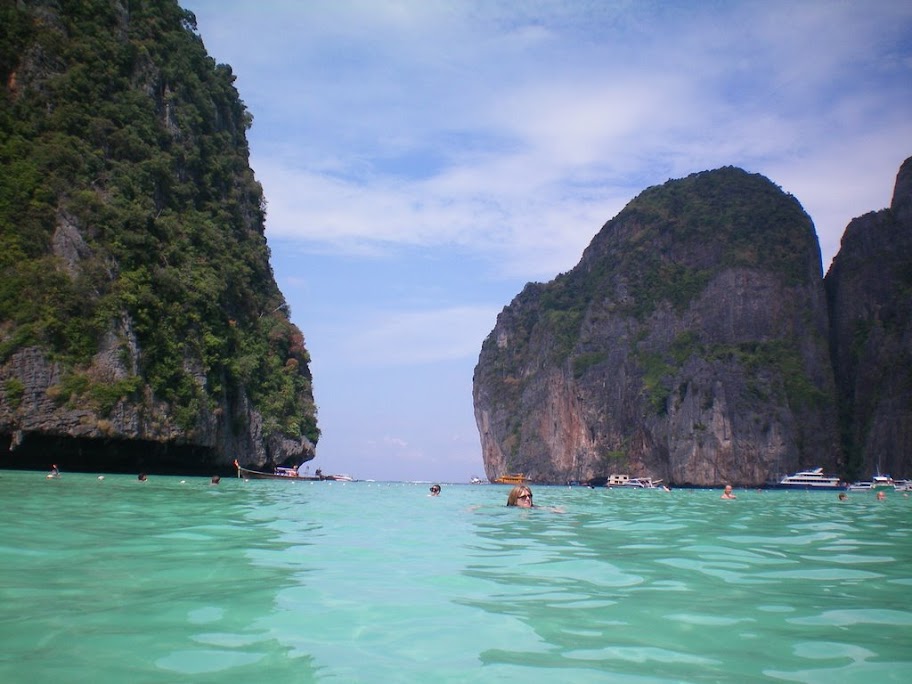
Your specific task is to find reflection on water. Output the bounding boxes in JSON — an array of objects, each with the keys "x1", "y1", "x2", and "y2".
[
  {"x1": 0, "y1": 473, "x2": 321, "y2": 683},
  {"x1": 1, "y1": 474, "x2": 910, "y2": 683},
  {"x1": 461, "y1": 488, "x2": 912, "y2": 682}
]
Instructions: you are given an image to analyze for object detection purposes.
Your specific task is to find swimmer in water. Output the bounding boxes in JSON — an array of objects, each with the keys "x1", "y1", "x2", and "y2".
[{"x1": 506, "y1": 485, "x2": 564, "y2": 512}]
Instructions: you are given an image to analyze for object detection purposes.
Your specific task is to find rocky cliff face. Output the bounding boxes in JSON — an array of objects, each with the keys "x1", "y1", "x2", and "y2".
[
  {"x1": 824, "y1": 157, "x2": 912, "y2": 481},
  {"x1": 474, "y1": 168, "x2": 841, "y2": 486},
  {"x1": 0, "y1": 1, "x2": 317, "y2": 474}
]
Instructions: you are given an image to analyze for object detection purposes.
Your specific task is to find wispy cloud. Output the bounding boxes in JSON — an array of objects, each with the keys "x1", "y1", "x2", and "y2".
[
  {"x1": 328, "y1": 305, "x2": 501, "y2": 367},
  {"x1": 210, "y1": 0, "x2": 912, "y2": 280}
]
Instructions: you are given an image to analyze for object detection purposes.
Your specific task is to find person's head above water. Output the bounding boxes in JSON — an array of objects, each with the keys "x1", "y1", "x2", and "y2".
[{"x1": 506, "y1": 485, "x2": 534, "y2": 508}]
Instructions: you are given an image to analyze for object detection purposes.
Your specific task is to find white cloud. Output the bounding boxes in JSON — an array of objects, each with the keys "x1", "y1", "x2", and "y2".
[
  {"x1": 382, "y1": 436, "x2": 408, "y2": 449},
  {"x1": 334, "y1": 305, "x2": 502, "y2": 367},
  {"x1": 183, "y1": 0, "x2": 912, "y2": 481},
  {"x1": 766, "y1": 134, "x2": 911, "y2": 269},
  {"x1": 231, "y1": 0, "x2": 911, "y2": 285}
]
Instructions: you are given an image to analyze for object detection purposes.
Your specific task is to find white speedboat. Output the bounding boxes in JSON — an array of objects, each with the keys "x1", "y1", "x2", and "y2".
[
  {"x1": 619, "y1": 477, "x2": 662, "y2": 489},
  {"x1": 327, "y1": 474, "x2": 355, "y2": 482},
  {"x1": 847, "y1": 474, "x2": 895, "y2": 491},
  {"x1": 775, "y1": 467, "x2": 843, "y2": 490},
  {"x1": 871, "y1": 475, "x2": 895, "y2": 489}
]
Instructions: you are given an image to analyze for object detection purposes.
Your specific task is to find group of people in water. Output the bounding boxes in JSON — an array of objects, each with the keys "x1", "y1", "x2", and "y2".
[
  {"x1": 47, "y1": 466, "x2": 901, "y2": 503},
  {"x1": 47, "y1": 465, "x2": 221, "y2": 485},
  {"x1": 434, "y1": 481, "x2": 894, "y2": 508},
  {"x1": 431, "y1": 482, "x2": 563, "y2": 511},
  {"x1": 138, "y1": 472, "x2": 220, "y2": 485},
  {"x1": 431, "y1": 482, "x2": 535, "y2": 505}
]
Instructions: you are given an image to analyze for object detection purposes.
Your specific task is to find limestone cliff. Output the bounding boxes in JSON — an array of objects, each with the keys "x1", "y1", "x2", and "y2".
[
  {"x1": 825, "y1": 157, "x2": 912, "y2": 481},
  {"x1": 0, "y1": 0, "x2": 317, "y2": 474},
  {"x1": 474, "y1": 168, "x2": 840, "y2": 486}
]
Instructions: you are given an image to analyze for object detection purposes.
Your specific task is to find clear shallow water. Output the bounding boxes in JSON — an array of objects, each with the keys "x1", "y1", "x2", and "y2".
[{"x1": 1, "y1": 472, "x2": 911, "y2": 683}]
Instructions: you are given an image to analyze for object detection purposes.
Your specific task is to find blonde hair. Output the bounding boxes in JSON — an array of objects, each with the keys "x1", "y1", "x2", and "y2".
[{"x1": 506, "y1": 485, "x2": 532, "y2": 506}]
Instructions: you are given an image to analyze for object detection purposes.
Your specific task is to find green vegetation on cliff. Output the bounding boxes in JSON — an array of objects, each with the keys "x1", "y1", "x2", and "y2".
[
  {"x1": 474, "y1": 166, "x2": 836, "y2": 484},
  {"x1": 0, "y1": 0, "x2": 318, "y2": 442},
  {"x1": 582, "y1": 167, "x2": 815, "y2": 319},
  {"x1": 492, "y1": 167, "x2": 819, "y2": 371}
]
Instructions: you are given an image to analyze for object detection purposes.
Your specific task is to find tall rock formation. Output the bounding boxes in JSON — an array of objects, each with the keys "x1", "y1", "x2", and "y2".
[
  {"x1": 825, "y1": 157, "x2": 912, "y2": 480},
  {"x1": 474, "y1": 167, "x2": 840, "y2": 486},
  {"x1": 0, "y1": 1, "x2": 318, "y2": 474}
]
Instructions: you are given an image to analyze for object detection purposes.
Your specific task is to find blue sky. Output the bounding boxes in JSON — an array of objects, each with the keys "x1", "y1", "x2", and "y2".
[{"x1": 180, "y1": 1, "x2": 912, "y2": 483}]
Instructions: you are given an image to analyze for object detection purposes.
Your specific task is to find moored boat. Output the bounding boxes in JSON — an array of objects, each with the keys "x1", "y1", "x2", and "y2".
[
  {"x1": 847, "y1": 474, "x2": 895, "y2": 491},
  {"x1": 871, "y1": 475, "x2": 895, "y2": 489},
  {"x1": 846, "y1": 481, "x2": 871, "y2": 491},
  {"x1": 774, "y1": 467, "x2": 844, "y2": 490},
  {"x1": 494, "y1": 473, "x2": 529, "y2": 484},
  {"x1": 619, "y1": 477, "x2": 663, "y2": 489},
  {"x1": 234, "y1": 461, "x2": 354, "y2": 482},
  {"x1": 235, "y1": 461, "x2": 316, "y2": 480},
  {"x1": 325, "y1": 473, "x2": 355, "y2": 482}
]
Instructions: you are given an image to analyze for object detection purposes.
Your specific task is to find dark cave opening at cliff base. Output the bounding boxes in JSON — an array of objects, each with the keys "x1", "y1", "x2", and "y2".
[{"x1": 0, "y1": 432, "x2": 225, "y2": 477}]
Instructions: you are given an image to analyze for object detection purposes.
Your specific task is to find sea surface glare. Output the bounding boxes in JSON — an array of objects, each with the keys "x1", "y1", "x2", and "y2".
[{"x1": 1, "y1": 472, "x2": 911, "y2": 683}]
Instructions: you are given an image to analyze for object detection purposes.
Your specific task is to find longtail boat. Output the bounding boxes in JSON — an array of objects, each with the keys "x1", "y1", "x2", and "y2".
[
  {"x1": 234, "y1": 460, "x2": 353, "y2": 481},
  {"x1": 494, "y1": 473, "x2": 529, "y2": 484}
]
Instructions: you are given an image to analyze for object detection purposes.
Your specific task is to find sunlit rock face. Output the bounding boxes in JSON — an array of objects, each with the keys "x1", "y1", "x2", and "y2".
[{"x1": 474, "y1": 167, "x2": 841, "y2": 486}]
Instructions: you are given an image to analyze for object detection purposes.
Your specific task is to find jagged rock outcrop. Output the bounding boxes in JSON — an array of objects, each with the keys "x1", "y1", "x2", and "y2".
[
  {"x1": 0, "y1": 1, "x2": 317, "y2": 474},
  {"x1": 474, "y1": 168, "x2": 841, "y2": 486},
  {"x1": 825, "y1": 157, "x2": 912, "y2": 480}
]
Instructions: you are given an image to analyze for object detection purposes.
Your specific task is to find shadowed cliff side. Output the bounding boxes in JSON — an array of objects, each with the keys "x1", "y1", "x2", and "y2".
[
  {"x1": 0, "y1": 1, "x2": 318, "y2": 474},
  {"x1": 825, "y1": 156, "x2": 912, "y2": 481},
  {"x1": 474, "y1": 167, "x2": 840, "y2": 486}
]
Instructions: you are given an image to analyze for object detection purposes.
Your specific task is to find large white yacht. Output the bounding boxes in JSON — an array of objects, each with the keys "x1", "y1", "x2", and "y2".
[{"x1": 775, "y1": 467, "x2": 844, "y2": 490}]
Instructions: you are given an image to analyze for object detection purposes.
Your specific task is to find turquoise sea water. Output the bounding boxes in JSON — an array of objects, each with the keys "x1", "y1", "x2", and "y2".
[{"x1": 1, "y1": 472, "x2": 911, "y2": 683}]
